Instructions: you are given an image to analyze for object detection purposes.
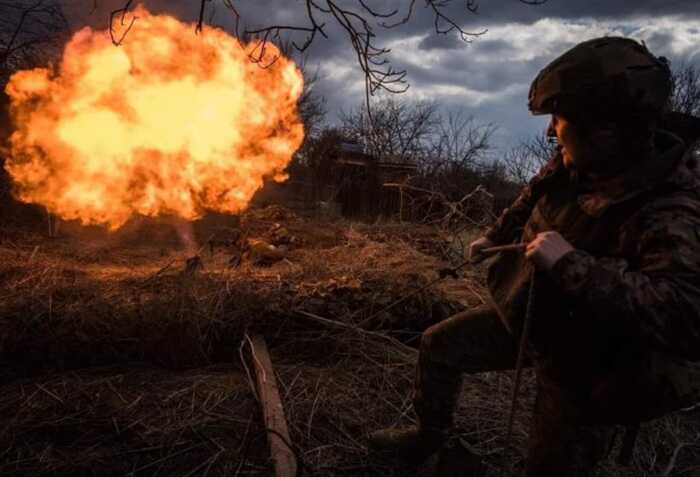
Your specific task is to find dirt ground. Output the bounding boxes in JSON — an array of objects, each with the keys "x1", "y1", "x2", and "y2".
[{"x1": 1, "y1": 206, "x2": 698, "y2": 476}]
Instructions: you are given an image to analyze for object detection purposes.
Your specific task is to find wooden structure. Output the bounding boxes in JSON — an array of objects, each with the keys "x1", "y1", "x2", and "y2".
[
  {"x1": 331, "y1": 141, "x2": 417, "y2": 219},
  {"x1": 249, "y1": 335, "x2": 297, "y2": 477},
  {"x1": 252, "y1": 138, "x2": 418, "y2": 220}
]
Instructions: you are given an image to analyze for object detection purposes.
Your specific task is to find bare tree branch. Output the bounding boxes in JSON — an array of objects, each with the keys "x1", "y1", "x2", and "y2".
[
  {"x1": 109, "y1": 0, "x2": 136, "y2": 46},
  {"x1": 424, "y1": 0, "x2": 487, "y2": 41},
  {"x1": 340, "y1": 97, "x2": 439, "y2": 161},
  {"x1": 0, "y1": 0, "x2": 68, "y2": 84},
  {"x1": 2, "y1": 0, "x2": 43, "y2": 65},
  {"x1": 196, "y1": 0, "x2": 211, "y2": 34},
  {"x1": 669, "y1": 62, "x2": 700, "y2": 117},
  {"x1": 504, "y1": 129, "x2": 557, "y2": 185}
]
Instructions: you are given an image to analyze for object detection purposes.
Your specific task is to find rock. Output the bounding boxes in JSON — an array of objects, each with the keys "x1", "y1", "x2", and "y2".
[
  {"x1": 268, "y1": 223, "x2": 294, "y2": 246},
  {"x1": 246, "y1": 238, "x2": 286, "y2": 265},
  {"x1": 248, "y1": 205, "x2": 296, "y2": 221}
]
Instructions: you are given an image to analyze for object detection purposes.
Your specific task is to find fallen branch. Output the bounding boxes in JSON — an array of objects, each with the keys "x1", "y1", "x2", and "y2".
[
  {"x1": 662, "y1": 442, "x2": 700, "y2": 477},
  {"x1": 248, "y1": 335, "x2": 297, "y2": 477}
]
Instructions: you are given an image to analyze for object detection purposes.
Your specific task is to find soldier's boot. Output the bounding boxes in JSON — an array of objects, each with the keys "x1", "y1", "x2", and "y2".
[
  {"x1": 368, "y1": 309, "x2": 508, "y2": 468},
  {"x1": 367, "y1": 425, "x2": 447, "y2": 465},
  {"x1": 366, "y1": 318, "x2": 469, "y2": 464}
]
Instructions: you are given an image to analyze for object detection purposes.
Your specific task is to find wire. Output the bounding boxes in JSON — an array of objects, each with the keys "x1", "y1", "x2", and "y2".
[{"x1": 502, "y1": 268, "x2": 537, "y2": 477}]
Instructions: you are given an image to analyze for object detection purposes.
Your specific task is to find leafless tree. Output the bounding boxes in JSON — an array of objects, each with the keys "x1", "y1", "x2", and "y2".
[
  {"x1": 287, "y1": 63, "x2": 327, "y2": 174},
  {"x1": 390, "y1": 109, "x2": 493, "y2": 196},
  {"x1": 503, "y1": 129, "x2": 556, "y2": 185},
  {"x1": 339, "y1": 97, "x2": 438, "y2": 162},
  {"x1": 297, "y1": 65, "x2": 327, "y2": 138},
  {"x1": 0, "y1": 1, "x2": 68, "y2": 86},
  {"x1": 478, "y1": 157, "x2": 519, "y2": 209},
  {"x1": 339, "y1": 101, "x2": 496, "y2": 191},
  {"x1": 307, "y1": 98, "x2": 508, "y2": 228},
  {"x1": 275, "y1": 41, "x2": 327, "y2": 140},
  {"x1": 288, "y1": 61, "x2": 328, "y2": 171},
  {"x1": 407, "y1": 111, "x2": 497, "y2": 228},
  {"x1": 424, "y1": 110, "x2": 496, "y2": 175},
  {"x1": 668, "y1": 63, "x2": 700, "y2": 117},
  {"x1": 1, "y1": 1, "x2": 67, "y2": 210}
]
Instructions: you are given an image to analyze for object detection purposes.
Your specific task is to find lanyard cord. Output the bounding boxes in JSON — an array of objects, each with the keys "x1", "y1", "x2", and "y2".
[{"x1": 503, "y1": 268, "x2": 537, "y2": 475}]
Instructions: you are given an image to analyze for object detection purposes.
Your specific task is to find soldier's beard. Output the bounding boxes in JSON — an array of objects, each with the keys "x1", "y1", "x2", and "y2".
[
  {"x1": 566, "y1": 132, "x2": 642, "y2": 178},
  {"x1": 568, "y1": 147, "x2": 619, "y2": 176},
  {"x1": 561, "y1": 148, "x2": 575, "y2": 169},
  {"x1": 566, "y1": 120, "x2": 656, "y2": 177}
]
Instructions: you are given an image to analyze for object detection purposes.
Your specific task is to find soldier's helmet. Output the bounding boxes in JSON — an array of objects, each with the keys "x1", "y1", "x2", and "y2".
[{"x1": 528, "y1": 37, "x2": 672, "y2": 121}]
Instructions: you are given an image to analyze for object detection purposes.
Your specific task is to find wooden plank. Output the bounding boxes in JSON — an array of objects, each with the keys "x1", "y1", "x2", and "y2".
[{"x1": 249, "y1": 335, "x2": 297, "y2": 477}]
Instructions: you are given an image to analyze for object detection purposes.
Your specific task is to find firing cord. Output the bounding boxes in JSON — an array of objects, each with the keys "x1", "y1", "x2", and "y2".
[{"x1": 502, "y1": 268, "x2": 537, "y2": 477}]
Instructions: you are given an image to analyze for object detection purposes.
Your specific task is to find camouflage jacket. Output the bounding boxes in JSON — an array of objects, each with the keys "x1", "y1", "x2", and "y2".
[{"x1": 485, "y1": 130, "x2": 700, "y2": 423}]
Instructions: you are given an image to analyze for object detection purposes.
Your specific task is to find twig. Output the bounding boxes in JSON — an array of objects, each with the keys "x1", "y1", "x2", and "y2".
[
  {"x1": 28, "y1": 245, "x2": 40, "y2": 263},
  {"x1": 34, "y1": 382, "x2": 64, "y2": 404},
  {"x1": 502, "y1": 270, "x2": 536, "y2": 475},
  {"x1": 239, "y1": 334, "x2": 259, "y2": 401},
  {"x1": 662, "y1": 443, "x2": 700, "y2": 477},
  {"x1": 125, "y1": 443, "x2": 204, "y2": 475},
  {"x1": 109, "y1": 0, "x2": 136, "y2": 46},
  {"x1": 294, "y1": 310, "x2": 416, "y2": 356}
]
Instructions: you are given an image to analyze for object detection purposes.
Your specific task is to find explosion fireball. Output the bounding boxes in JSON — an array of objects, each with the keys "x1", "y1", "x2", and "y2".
[{"x1": 4, "y1": 6, "x2": 305, "y2": 230}]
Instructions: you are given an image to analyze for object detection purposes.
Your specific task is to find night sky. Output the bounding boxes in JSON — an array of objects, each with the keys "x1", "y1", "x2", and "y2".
[{"x1": 61, "y1": 0, "x2": 700, "y2": 152}]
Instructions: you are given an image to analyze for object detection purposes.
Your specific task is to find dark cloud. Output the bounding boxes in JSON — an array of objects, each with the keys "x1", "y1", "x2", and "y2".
[
  {"x1": 645, "y1": 31, "x2": 676, "y2": 52},
  {"x1": 467, "y1": 38, "x2": 512, "y2": 55},
  {"x1": 417, "y1": 34, "x2": 464, "y2": 51},
  {"x1": 397, "y1": 53, "x2": 538, "y2": 95},
  {"x1": 435, "y1": 0, "x2": 700, "y2": 29}
]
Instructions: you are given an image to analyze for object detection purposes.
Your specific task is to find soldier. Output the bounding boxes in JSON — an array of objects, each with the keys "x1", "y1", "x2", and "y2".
[{"x1": 368, "y1": 37, "x2": 700, "y2": 476}]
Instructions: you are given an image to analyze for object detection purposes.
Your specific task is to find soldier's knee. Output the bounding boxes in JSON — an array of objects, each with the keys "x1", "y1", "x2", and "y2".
[
  {"x1": 420, "y1": 330, "x2": 432, "y2": 355},
  {"x1": 420, "y1": 322, "x2": 444, "y2": 355}
]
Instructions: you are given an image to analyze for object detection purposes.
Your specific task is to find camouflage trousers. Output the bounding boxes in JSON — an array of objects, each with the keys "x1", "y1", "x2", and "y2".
[{"x1": 414, "y1": 305, "x2": 613, "y2": 477}]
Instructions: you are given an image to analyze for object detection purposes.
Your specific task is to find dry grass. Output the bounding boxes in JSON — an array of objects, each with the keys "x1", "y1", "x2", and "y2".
[{"x1": 0, "y1": 207, "x2": 698, "y2": 476}]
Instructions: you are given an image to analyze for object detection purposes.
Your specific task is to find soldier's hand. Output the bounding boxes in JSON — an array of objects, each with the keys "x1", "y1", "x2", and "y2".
[
  {"x1": 525, "y1": 231, "x2": 574, "y2": 271},
  {"x1": 469, "y1": 236, "x2": 495, "y2": 263}
]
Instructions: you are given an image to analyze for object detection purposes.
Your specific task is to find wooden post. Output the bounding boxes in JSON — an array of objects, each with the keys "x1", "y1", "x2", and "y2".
[
  {"x1": 46, "y1": 210, "x2": 54, "y2": 238},
  {"x1": 249, "y1": 335, "x2": 297, "y2": 477}
]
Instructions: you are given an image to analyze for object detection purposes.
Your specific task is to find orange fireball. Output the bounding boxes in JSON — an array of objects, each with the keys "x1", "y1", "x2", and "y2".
[{"x1": 4, "y1": 6, "x2": 304, "y2": 230}]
